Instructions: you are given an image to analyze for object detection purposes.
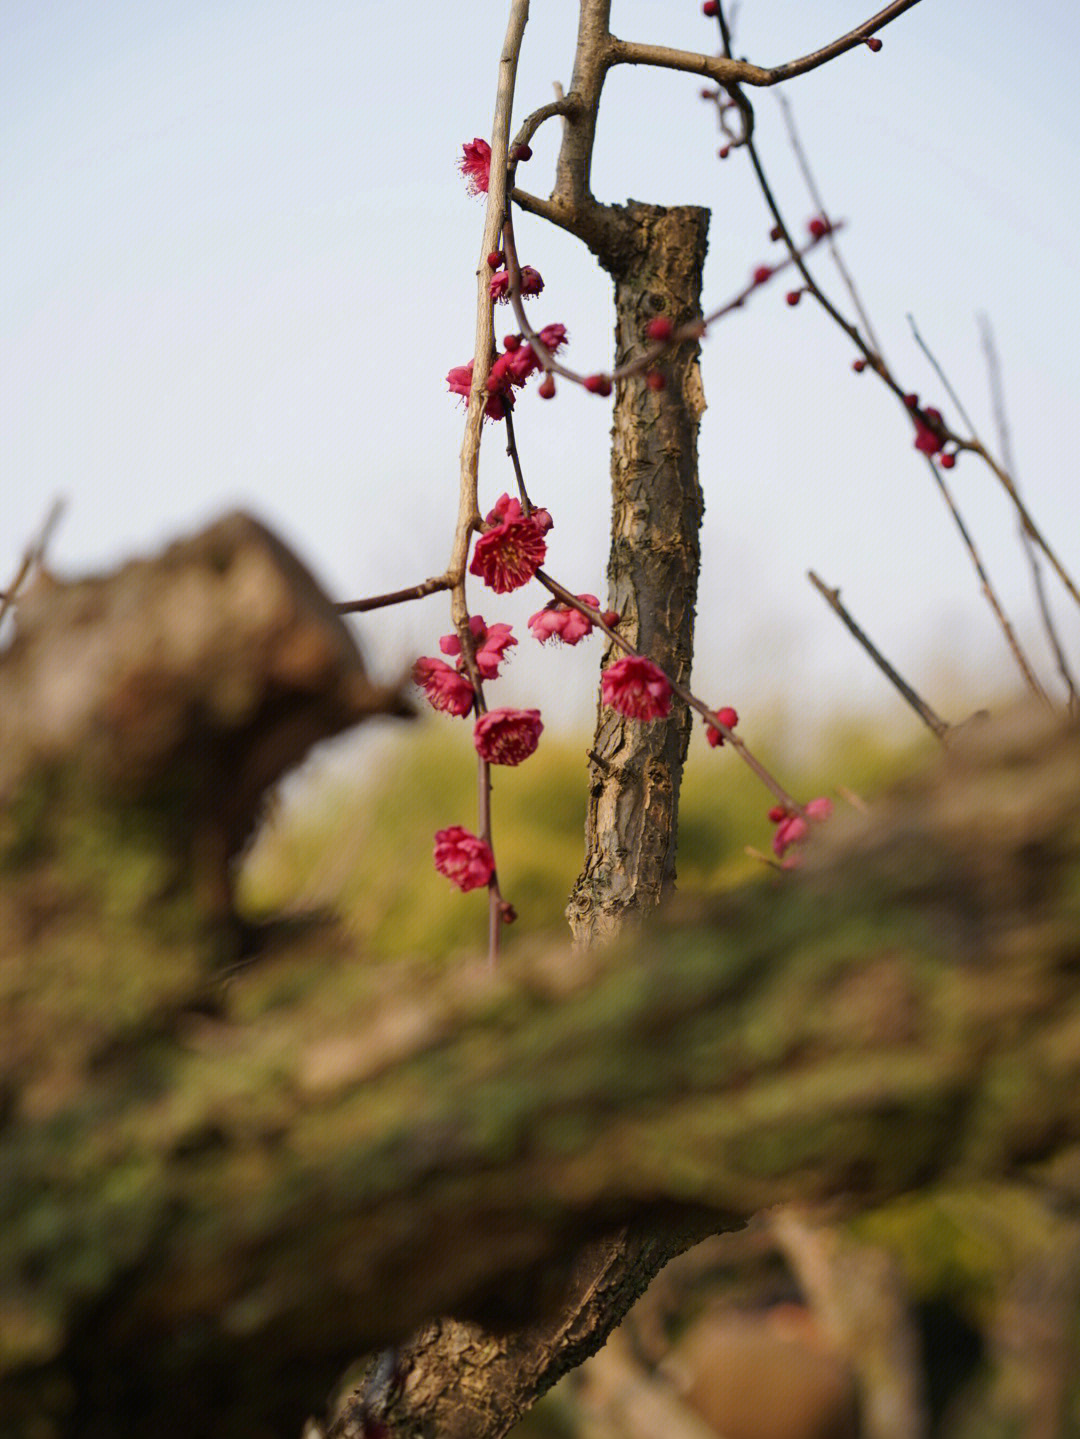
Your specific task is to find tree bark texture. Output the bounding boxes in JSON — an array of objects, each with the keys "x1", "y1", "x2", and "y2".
[
  {"x1": 3, "y1": 524, "x2": 1080, "y2": 1436},
  {"x1": 567, "y1": 201, "x2": 709, "y2": 947}
]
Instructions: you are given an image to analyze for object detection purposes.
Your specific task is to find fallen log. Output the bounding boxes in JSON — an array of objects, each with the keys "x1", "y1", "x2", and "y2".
[{"x1": 1, "y1": 517, "x2": 1078, "y2": 1437}]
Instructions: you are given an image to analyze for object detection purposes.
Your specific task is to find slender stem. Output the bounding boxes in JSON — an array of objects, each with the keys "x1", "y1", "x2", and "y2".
[
  {"x1": 776, "y1": 92, "x2": 885, "y2": 359},
  {"x1": 907, "y1": 316, "x2": 1080, "y2": 610},
  {"x1": 607, "y1": 1, "x2": 923, "y2": 89},
  {"x1": 511, "y1": 95, "x2": 578, "y2": 154},
  {"x1": 463, "y1": 0, "x2": 533, "y2": 969},
  {"x1": 502, "y1": 407, "x2": 532, "y2": 513},
  {"x1": 713, "y1": 0, "x2": 1060, "y2": 695},
  {"x1": 0, "y1": 498, "x2": 65, "y2": 630},
  {"x1": 978, "y1": 315, "x2": 1079, "y2": 712},
  {"x1": 924, "y1": 456, "x2": 1049, "y2": 701},
  {"x1": 906, "y1": 315, "x2": 978, "y2": 434},
  {"x1": 808, "y1": 571, "x2": 951, "y2": 740},
  {"x1": 336, "y1": 576, "x2": 452, "y2": 614},
  {"x1": 449, "y1": 0, "x2": 530, "y2": 631}
]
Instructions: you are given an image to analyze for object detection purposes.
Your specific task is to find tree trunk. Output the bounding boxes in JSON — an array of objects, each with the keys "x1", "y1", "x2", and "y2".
[{"x1": 568, "y1": 201, "x2": 709, "y2": 946}]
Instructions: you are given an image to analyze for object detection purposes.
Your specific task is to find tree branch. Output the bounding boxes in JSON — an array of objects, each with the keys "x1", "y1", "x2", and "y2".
[{"x1": 606, "y1": 1, "x2": 924, "y2": 88}]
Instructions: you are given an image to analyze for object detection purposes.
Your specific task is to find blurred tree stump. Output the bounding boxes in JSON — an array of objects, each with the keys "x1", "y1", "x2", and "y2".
[{"x1": 2, "y1": 517, "x2": 1080, "y2": 1437}]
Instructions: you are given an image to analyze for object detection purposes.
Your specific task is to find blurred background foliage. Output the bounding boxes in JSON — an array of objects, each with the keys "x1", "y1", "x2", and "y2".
[{"x1": 239, "y1": 711, "x2": 927, "y2": 963}]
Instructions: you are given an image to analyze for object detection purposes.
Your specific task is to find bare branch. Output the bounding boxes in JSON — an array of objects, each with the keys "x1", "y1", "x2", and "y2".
[
  {"x1": 978, "y1": 314, "x2": 1079, "y2": 713},
  {"x1": 808, "y1": 571, "x2": 951, "y2": 740},
  {"x1": 777, "y1": 93, "x2": 886, "y2": 359},
  {"x1": 0, "y1": 497, "x2": 65, "y2": 630},
  {"x1": 607, "y1": 1, "x2": 923, "y2": 89},
  {"x1": 906, "y1": 314, "x2": 1080, "y2": 612},
  {"x1": 335, "y1": 576, "x2": 452, "y2": 614}
]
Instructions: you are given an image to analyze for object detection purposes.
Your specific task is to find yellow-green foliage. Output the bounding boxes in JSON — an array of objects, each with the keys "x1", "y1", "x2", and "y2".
[{"x1": 240, "y1": 715, "x2": 918, "y2": 961}]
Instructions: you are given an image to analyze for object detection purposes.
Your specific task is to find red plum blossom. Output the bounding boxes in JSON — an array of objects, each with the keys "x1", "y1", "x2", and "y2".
[
  {"x1": 473, "y1": 707, "x2": 543, "y2": 766},
  {"x1": 601, "y1": 656, "x2": 672, "y2": 722},
  {"x1": 434, "y1": 826, "x2": 495, "y2": 891}
]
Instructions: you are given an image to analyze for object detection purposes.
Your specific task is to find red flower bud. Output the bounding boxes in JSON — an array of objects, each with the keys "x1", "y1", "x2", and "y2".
[
  {"x1": 511, "y1": 143, "x2": 532, "y2": 162},
  {"x1": 584, "y1": 373, "x2": 612, "y2": 397},
  {"x1": 939, "y1": 452, "x2": 956, "y2": 469},
  {"x1": 807, "y1": 216, "x2": 831, "y2": 240},
  {"x1": 538, "y1": 374, "x2": 556, "y2": 399},
  {"x1": 718, "y1": 145, "x2": 731, "y2": 159},
  {"x1": 786, "y1": 290, "x2": 802, "y2": 306},
  {"x1": 752, "y1": 265, "x2": 773, "y2": 285},
  {"x1": 645, "y1": 316, "x2": 673, "y2": 342},
  {"x1": 503, "y1": 334, "x2": 520, "y2": 351},
  {"x1": 904, "y1": 393, "x2": 919, "y2": 409},
  {"x1": 487, "y1": 250, "x2": 505, "y2": 269},
  {"x1": 865, "y1": 35, "x2": 883, "y2": 51},
  {"x1": 852, "y1": 358, "x2": 867, "y2": 373},
  {"x1": 602, "y1": 611, "x2": 621, "y2": 628},
  {"x1": 702, "y1": 0, "x2": 719, "y2": 13},
  {"x1": 770, "y1": 224, "x2": 784, "y2": 242}
]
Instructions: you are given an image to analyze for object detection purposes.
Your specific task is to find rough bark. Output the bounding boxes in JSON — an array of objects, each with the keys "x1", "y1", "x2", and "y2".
[
  {"x1": 2, "y1": 529, "x2": 1080, "y2": 1435},
  {"x1": 567, "y1": 200, "x2": 709, "y2": 947}
]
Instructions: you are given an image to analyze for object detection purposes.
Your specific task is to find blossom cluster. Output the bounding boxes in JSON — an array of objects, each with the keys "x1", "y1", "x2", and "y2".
[
  {"x1": 769, "y1": 796, "x2": 833, "y2": 862},
  {"x1": 436, "y1": 138, "x2": 839, "y2": 912},
  {"x1": 905, "y1": 393, "x2": 957, "y2": 468},
  {"x1": 447, "y1": 325, "x2": 568, "y2": 422}
]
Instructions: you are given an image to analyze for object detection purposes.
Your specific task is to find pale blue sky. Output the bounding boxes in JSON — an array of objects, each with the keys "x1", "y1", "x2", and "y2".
[{"x1": 4, "y1": 2, "x2": 1079, "y2": 739}]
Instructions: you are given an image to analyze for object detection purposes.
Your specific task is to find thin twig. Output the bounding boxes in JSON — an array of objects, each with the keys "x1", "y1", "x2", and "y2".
[
  {"x1": 336, "y1": 576, "x2": 452, "y2": 614},
  {"x1": 808, "y1": 571, "x2": 951, "y2": 740},
  {"x1": 776, "y1": 93, "x2": 885, "y2": 359},
  {"x1": 906, "y1": 323, "x2": 1080, "y2": 611},
  {"x1": 607, "y1": 1, "x2": 923, "y2": 89},
  {"x1": 466, "y1": 0, "x2": 534, "y2": 968},
  {"x1": 711, "y1": 0, "x2": 1059, "y2": 693},
  {"x1": 0, "y1": 498, "x2": 66, "y2": 631},
  {"x1": 906, "y1": 315, "x2": 977, "y2": 434},
  {"x1": 502, "y1": 406, "x2": 533, "y2": 514},
  {"x1": 978, "y1": 314, "x2": 1078, "y2": 713},
  {"x1": 923, "y1": 453, "x2": 1049, "y2": 701}
]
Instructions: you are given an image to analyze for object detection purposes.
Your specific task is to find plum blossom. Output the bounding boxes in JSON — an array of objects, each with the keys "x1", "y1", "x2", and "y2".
[
  {"x1": 913, "y1": 407, "x2": 945, "y2": 455},
  {"x1": 770, "y1": 796, "x2": 833, "y2": 857},
  {"x1": 601, "y1": 656, "x2": 672, "y2": 722},
  {"x1": 489, "y1": 266, "x2": 544, "y2": 302},
  {"x1": 473, "y1": 707, "x2": 543, "y2": 766},
  {"x1": 492, "y1": 323, "x2": 569, "y2": 389},
  {"x1": 705, "y1": 706, "x2": 739, "y2": 747},
  {"x1": 528, "y1": 595, "x2": 600, "y2": 646},
  {"x1": 460, "y1": 138, "x2": 491, "y2": 196},
  {"x1": 447, "y1": 359, "x2": 513, "y2": 421},
  {"x1": 434, "y1": 826, "x2": 495, "y2": 891},
  {"x1": 413, "y1": 656, "x2": 474, "y2": 717},
  {"x1": 469, "y1": 494, "x2": 549, "y2": 593},
  {"x1": 440, "y1": 616, "x2": 517, "y2": 680}
]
